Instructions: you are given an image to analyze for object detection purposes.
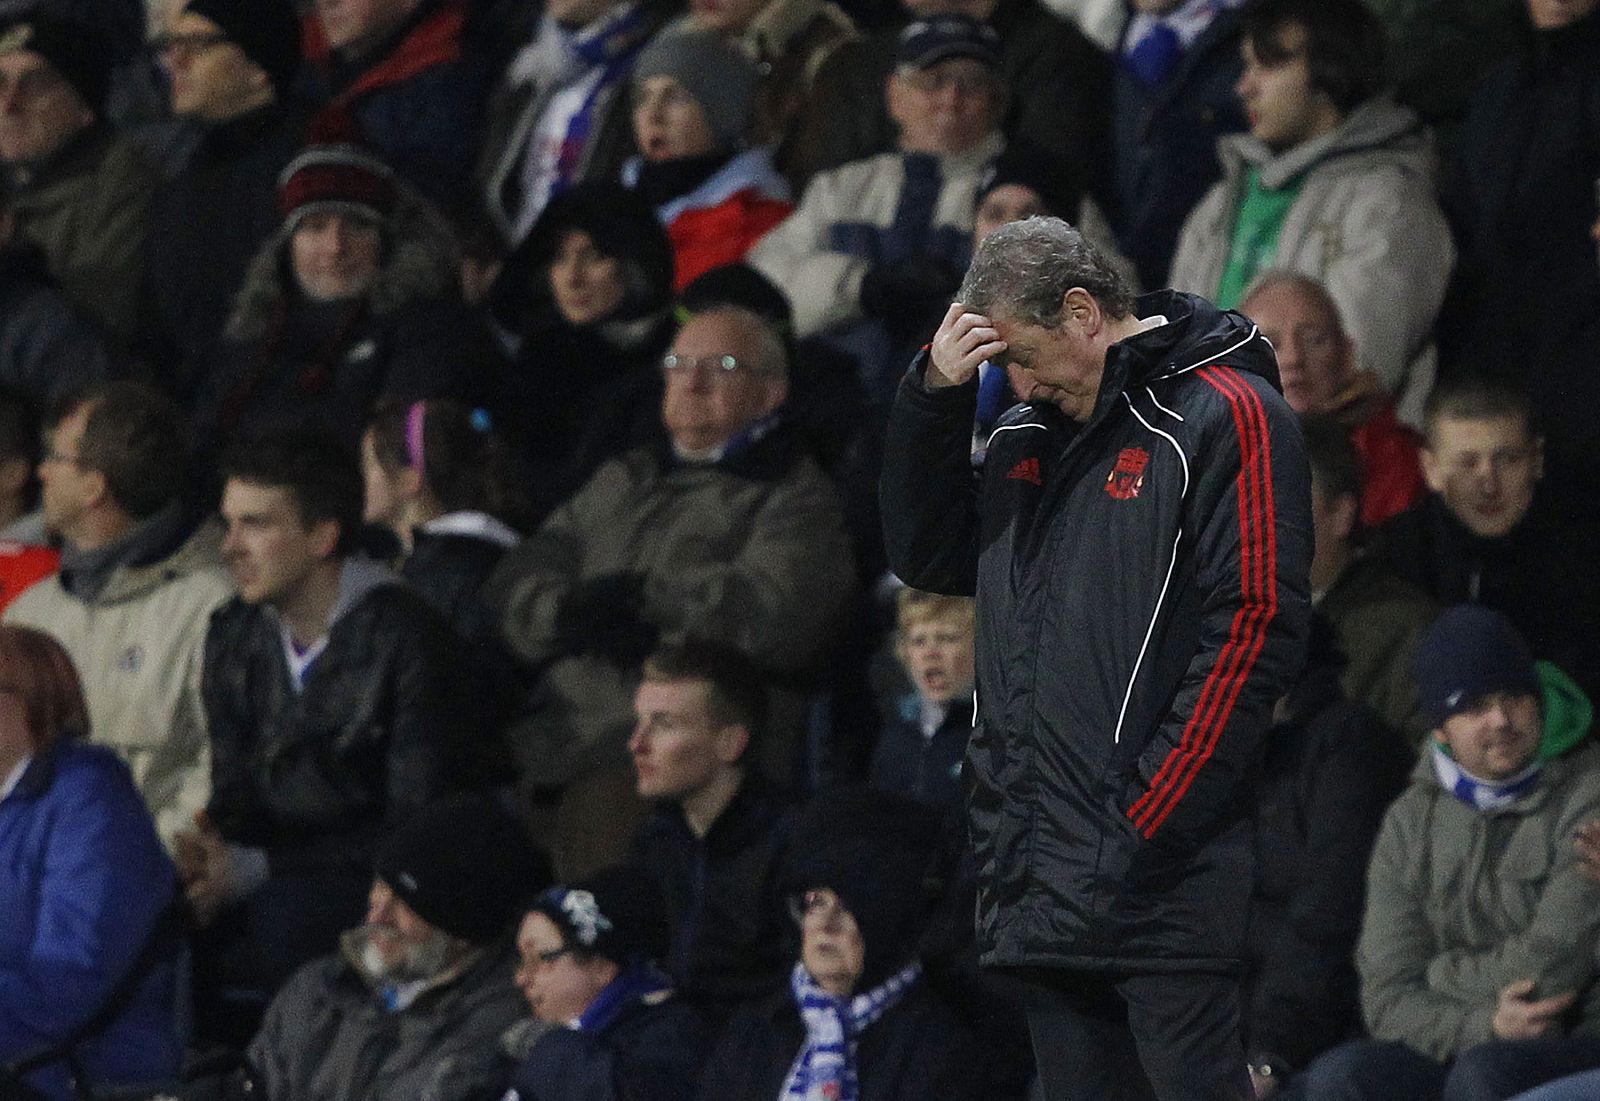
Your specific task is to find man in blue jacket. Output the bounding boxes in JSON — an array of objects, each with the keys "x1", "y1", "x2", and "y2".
[{"x1": 879, "y1": 215, "x2": 1311, "y2": 1100}]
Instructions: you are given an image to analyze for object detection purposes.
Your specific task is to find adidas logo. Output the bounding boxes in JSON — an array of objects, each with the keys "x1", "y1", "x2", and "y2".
[{"x1": 1007, "y1": 457, "x2": 1042, "y2": 486}]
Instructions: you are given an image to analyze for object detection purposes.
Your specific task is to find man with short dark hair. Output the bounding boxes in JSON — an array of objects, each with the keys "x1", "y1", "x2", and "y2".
[
  {"x1": 5, "y1": 381, "x2": 232, "y2": 847},
  {"x1": 0, "y1": 13, "x2": 160, "y2": 341},
  {"x1": 1377, "y1": 378, "x2": 1600, "y2": 705},
  {"x1": 881, "y1": 215, "x2": 1311, "y2": 1100},
  {"x1": 182, "y1": 428, "x2": 470, "y2": 1042},
  {"x1": 628, "y1": 640, "x2": 794, "y2": 1025},
  {"x1": 1169, "y1": 0, "x2": 1453, "y2": 424},
  {"x1": 489, "y1": 304, "x2": 853, "y2": 880}
]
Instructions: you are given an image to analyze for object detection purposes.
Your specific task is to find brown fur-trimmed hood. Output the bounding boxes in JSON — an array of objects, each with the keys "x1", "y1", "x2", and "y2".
[{"x1": 224, "y1": 181, "x2": 461, "y2": 343}]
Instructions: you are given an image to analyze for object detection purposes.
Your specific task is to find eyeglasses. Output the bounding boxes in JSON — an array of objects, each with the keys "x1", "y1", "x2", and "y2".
[
  {"x1": 516, "y1": 945, "x2": 575, "y2": 976},
  {"x1": 659, "y1": 353, "x2": 766, "y2": 377},
  {"x1": 787, "y1": 889, "x2": 850, "y2": 925},
  {"x1": 150, "y1": 32, "x2": 231, "y2": 60}
]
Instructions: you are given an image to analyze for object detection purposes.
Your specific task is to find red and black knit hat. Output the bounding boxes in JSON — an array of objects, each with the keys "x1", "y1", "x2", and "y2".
[{"x1": 277, "y1": 118, "x2": 396, "y2": 231}]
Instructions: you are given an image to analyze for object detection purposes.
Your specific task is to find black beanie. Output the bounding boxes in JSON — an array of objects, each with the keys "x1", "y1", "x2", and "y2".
[
  {"x1": 976, "y1": 139, "x2": 1083, "y2": 225},
  {"x1": 532, "y1": 865, "x2": 669, "y2": 969},
  {"x1": 1412, "y1": 605, "x2": 1540, "y2": 731},
  {"x1": 185, "y1": 0, "x2": 304, "y2": 95},
  {"x1": 375, "y1": 795, "x2": 553, "y2": 945},
  {"x1": 785, "y1": 787, "x2": 945, "y2": 988},
  {"x1": 0, "y1": 14, "x2": 113, "y2": 115}
]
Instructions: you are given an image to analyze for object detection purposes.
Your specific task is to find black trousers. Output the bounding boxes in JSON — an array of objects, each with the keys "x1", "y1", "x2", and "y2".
[{"x1": 1025, "y1": 970, "x2": 1253, "y2": 1101}]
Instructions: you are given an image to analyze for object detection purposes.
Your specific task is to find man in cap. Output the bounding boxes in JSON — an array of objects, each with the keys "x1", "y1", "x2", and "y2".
[
  {"x1": 143, "y1": 0, "x2": 306, "y2": 401},
  {"x1": 749, "y1": 13, "x2": 1005, "y2": 403},
  {"x1": 0, "y1": 12, "x2": 159, "y2": 341},
  {"x1": 1293, "y1": 606, "x2": 1600, "y2": 1101},
  {"x1": 238, "y1": 795, "x2": 552, "y2": 1101}
]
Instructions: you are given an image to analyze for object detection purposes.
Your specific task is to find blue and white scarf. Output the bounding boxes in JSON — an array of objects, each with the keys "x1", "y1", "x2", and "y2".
[
  {"x1": 1430, "y1": 743, "x2": 1542, "y2": 812},
  {"x1": 781, "y1": 960, "x2": 921, "y2": 1101},
  {"x1": 574, "y1": 964, "x2": 674, "y2": 1035}
]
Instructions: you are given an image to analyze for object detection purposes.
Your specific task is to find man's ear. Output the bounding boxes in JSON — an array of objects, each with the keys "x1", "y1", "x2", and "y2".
[
  {"x1": 1419, "y1": 444, "x2": 1444, "y2": 495},
  {"x1": 310, "y1": 517, "x2": 342, "y2": 560},
  {"x1": 715, "y1": 723, "x2": 750, "y2": 766},
  {"x1": 1061, "y1": 288, "x2": 1101, "y2": 336},
  {"x1": 0, "y1": 455, "x2": 30, "y2": 498}
]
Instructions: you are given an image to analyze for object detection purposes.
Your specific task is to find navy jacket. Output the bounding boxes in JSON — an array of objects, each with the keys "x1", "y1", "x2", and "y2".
[
  {"x1": 506, "y1": 997, "x2": 706, "y2": 1101},
  {"x1": 0, "y1": 742, "x2": 180, "y2": 1100},
  {"x1": 881, "y1": 290, "x2": 1312, "y2": 974}
]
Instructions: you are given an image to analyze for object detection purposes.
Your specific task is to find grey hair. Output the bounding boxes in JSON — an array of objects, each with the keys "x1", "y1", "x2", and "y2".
[
  {"x1": 1240, "y1": 269, "x2": 1347, "y2": 336},
  {"x1": 958, "y1": 216, "x2": 1135, "y2": 326},
  {"x1": 688, "y1": 304, "x2": 789, "y2": 381}
]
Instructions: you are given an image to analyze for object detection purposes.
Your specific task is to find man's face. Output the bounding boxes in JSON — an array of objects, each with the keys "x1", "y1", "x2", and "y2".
[
  {"x1": 1526, "y1": 0, "x2": 1599, "y2": 29},
  {"x1": 219, "y1": 479, "x2": 337, "y2": 607},
  {"x1": 659, "y1": 310, "x2": 787, "y2": 455},
  {"x1": 689, "y1": 0, "x2": 770, "y2": 34},
  {"x1": 974, "y1": 183, "x2": 1049, "y2": 246},
  {"x1": 515, "y1": 912, "x2": 614, "y2": 1023},
  {"x1": 632, "y1": 75, "x2": 719, "y2": 163},
  {"x1": 0, "y1": 50, "x2": 94, "y2": 164},
  {"x1": 629, "y1": 676, "x2": 745, "y2": 802},
  {"x1": 290, "y1": 210, "x2": 384, "y2": 302},
  {"x1": 991, "y1": 308, "x2": 1104, "y2": 422},
  {"x1": 548, "y1": 228, "x2": 626, "y2": 328},
  {"x1": 160, "y1": 9, "x2": 268, "y2": 122},
  {"x1": 545, "y1": 0, "x2": 625, "y2": 28},
  {"x1": 362, "y1": 878, "x2": 461, "y2": 981},
  {"x1": 1421, "y1": 414, "x2": 1542, "y2": 539},
  {"x1": 1236, "y1": 24, "x2": 1336, "y2": 152},
  {"x1": 37, "y1": 404, "x2": 98, "y2": 541},
  {"x1": 1242, "y1": 280, "x2": 1353, "y2": 414},
  {"x1": 886, "y1": 58, "x2": 1001, "y2": 156},
  {"x1": 314, "y1": 0, "x2": 420, "y2": 53},
  {"x1": 897, "y1": 613, "x2": 975, "y2": 705},
  {"x1": 1432, "y1": 691, "x2": 1541, "y2": 781}
]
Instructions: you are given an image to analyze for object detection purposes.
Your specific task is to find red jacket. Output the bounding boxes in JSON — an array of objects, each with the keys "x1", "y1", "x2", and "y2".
[{"x1": 668, "y1": 191, "x2": 793, "y2": 292}]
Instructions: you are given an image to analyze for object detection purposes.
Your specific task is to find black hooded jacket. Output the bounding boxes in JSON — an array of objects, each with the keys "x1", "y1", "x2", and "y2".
[{"x1": 880, "y1": 290, "x2": 1312, "y2": 974}]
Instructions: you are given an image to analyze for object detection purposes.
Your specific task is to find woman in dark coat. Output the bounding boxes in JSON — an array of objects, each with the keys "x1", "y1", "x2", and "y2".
[
  {"x1": 696, "y1": 790, "x2": 986, "y2": 1101},
  {"x1": 487, "y1": 182, "x2": 677, "y2": 524}
]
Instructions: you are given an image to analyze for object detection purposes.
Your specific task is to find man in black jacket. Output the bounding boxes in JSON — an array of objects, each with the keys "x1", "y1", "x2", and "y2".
[
  {"x1": 180, "y1": 428, "x2": 471, "y2": 1044},
  {"x1": 880, "y1": 216, "x2": 1312, "y2": 1100}
]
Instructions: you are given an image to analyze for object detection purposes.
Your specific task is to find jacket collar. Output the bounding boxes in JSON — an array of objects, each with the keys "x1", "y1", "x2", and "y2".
[
  {"x1": 1216, "y1": 95, "x2": 1433, "y2": 190},
  {"x1": 654, "y1": 771, "x2": 786, "y2": 856}
]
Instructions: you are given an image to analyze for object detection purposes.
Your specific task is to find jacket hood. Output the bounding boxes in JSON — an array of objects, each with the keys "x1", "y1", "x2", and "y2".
[
  {"x1": 225, "y1": 180, "x2": 461, "y2": 342},
  {"x1": 96, "y1": 517, "x2": 227, "y2": 605},
  {"x1": 1537, "y1": 659, "x2": 1592, "y2": 760},
  {"x1": 328, "y1": 554, "x2": 402, "y2": 628},
  {"x1": 1219, "y1": 96, "x2": 1436, "y2": 191},
  {"x1": 1125, "y1": 289, "x2": 1280, "y2": 390}
]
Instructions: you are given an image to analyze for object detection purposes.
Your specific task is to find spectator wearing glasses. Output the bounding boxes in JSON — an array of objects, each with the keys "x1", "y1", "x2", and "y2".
[
  {"x1": 486, "y1": 304, "x2": 853, "y2": 879},
  {"x1": 504, "y1": 868, "x2": 705, "y2": 1101},
  {"x1": 142, "y1": 0, "x2": 306, "y2": 403},
  {"x1": 697, "y1": 789, "x2": 986, "y2": 1101}
]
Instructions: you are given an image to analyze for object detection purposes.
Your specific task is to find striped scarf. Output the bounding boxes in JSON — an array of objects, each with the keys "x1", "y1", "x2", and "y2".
[
  {"x1": 1430, "y1": 742, "x2": 1541, "y2": 812},
  {"x1": 782, "y1": 960, "x2": 921, "y2": 1101}
]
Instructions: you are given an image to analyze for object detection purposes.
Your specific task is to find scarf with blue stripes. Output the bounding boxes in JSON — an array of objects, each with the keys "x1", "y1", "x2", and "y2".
[{"x1": 782, "y1": 959, "x2": 921, "y2": 1101}]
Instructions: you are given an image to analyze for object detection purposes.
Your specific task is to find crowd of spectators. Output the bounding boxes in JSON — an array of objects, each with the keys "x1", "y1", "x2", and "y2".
[{"x1": 0, "y1": 0, "x2": 1597, "y2": 1097}]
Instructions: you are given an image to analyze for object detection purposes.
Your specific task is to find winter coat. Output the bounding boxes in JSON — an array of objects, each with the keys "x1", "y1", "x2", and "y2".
[
  {"x1": 246, "y1": 936, "x2": 526, "y2": 1101},
  {"x1": 198, "y1": 184, "x2": 495, "y2": 452},
  {"x1": 881, "y1": 290, "x2": 1313, "y2": 974},
  {"x1": 806, "y1": 0, "x2": 1109, "y2": 196},
  {"x1": 1243, "y1": 658, "x2": 1409, "y2": 1073},
  {"x1": 487, "y1": 423, "x2": 854, "y2": 791},
  {"x1": 1108, "y1": 5, "x2": 1246, "y2": 290},
  {"x1": 504, "y1": 994, "x2": 706, "y2": 1101},
  {"x1": 1376, "y1": 494, "x2": 1600, "y2": 706},
  {"x1": 202, "y1": 558, "x2": 469, "y2": 894},
  {"x1": 5, "y1": 519, "x2": 234, "y2": 848},
  {"x1": 303, "y1": 0, "x2": 490, "y2": 209},
  {"x1": 142, "y1": 103, "x2": 304, "y2": 402},
  {"x1": 1169, "y1": 97, "x2": 1454, "y2": 425},
  {"x1": 1357, "y1": 683, "x2": 1600, "y2": 1061},
  {"x1": 868, "y1": 693, "x2": 972, "y2": 822},
  {"x1": 5, "y1": 125, "x2": 160, "y2": 343},
  {"x1": 695, "y1": 982, "x2": 986, "y2": 1101},
  {"x1": 632, "y1": 779, "x2": 795, "y2": 1027},
  {"x1": 623, "y1": 148, "x2": 793, "y2": 291},
  {"x1": 748, "y1": 133, "x2": 1003, "y2": 337},
  {"x1": 1316, "y1": 552, "x2": 1437, "y2": 746},
  {"x1": 0, "y1": 742, "x2": 181, "y2": 1101},
  {"x1": 0, "y1": 241, "x2": 116, "y2": 407}
]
